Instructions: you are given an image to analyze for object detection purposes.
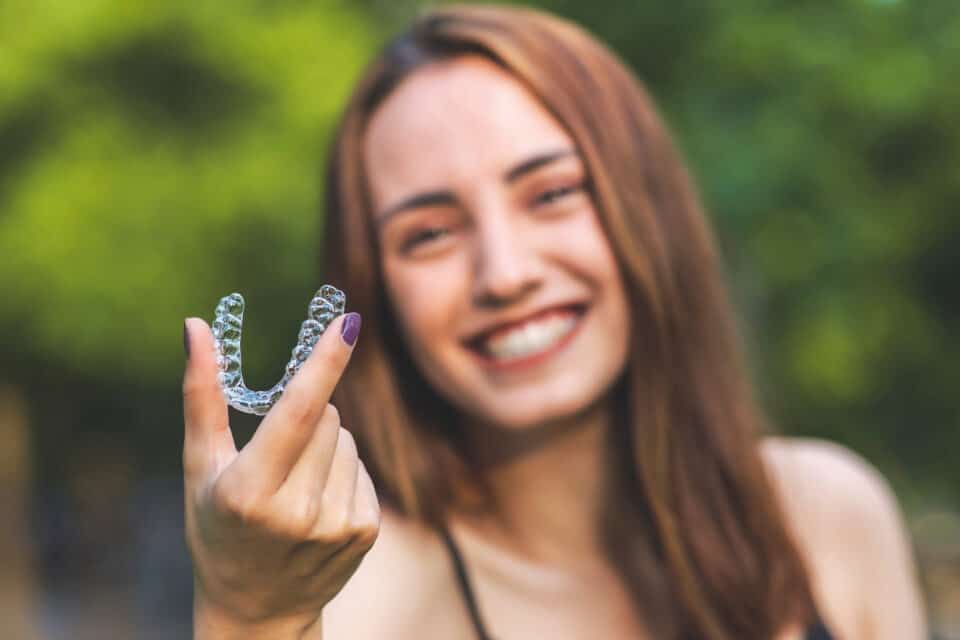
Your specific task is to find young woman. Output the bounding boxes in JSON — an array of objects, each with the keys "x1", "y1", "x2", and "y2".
[{"x1": 182, "y1": 5, "x2": 927, "y2": 639}]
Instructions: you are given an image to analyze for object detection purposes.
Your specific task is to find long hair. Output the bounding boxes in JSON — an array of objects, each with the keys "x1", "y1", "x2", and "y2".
[{"x1": 321, "y1": 5, "x2": 817, "y2": 638}]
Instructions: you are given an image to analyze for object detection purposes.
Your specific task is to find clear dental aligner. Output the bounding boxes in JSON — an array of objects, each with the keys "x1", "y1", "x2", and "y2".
[{"x1": 211, "y1": 285, "x2": 346, "y2": 415}]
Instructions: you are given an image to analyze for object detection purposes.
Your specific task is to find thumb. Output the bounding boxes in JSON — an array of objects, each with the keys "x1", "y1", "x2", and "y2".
[{"x1": 182, "y1": 317, "x2": 236, "y2": 484}]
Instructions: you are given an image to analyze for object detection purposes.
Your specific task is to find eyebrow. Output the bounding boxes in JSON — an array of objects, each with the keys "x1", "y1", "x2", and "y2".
[
  {"x1": 504, "y1": 148, "x2": 576, "y2": 183},
  {"x1": 374, "y1": 147, "x2": 578, "y2": 229}
]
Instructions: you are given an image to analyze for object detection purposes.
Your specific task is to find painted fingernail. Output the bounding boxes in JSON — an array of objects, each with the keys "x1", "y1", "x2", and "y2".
[
  {"x1": 340, "y1": 312, "x2": 361, "y2": 347},
  {"x1": 183, "y1": 320, "x2": 191, "y2": 359}
]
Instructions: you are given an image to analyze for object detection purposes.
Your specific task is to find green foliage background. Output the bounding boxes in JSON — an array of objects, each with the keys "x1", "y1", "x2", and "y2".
[{"x1": 1, "y1": 0, "x2": 957, "y2": 506}]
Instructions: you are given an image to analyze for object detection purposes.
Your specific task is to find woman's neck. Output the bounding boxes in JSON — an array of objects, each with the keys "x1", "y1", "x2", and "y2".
[{"x1": 454, "y1": 399, "x2": 612, "y2": 568}]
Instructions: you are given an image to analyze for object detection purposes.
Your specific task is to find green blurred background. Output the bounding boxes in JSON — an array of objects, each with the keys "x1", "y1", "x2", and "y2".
[{"x1": 0, "y1": 0, "x2": 957, "y2": 637}]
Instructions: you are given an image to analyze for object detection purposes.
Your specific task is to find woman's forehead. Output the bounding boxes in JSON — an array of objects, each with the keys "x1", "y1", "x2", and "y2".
[{"x1": 363, "y1": 56, "x2": 574, "y2": 203}]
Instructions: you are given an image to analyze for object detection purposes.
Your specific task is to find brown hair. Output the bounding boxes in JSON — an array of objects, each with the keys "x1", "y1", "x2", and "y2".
[{"x1": 322, "y1": 5, "x2": 817, "y2": 638}]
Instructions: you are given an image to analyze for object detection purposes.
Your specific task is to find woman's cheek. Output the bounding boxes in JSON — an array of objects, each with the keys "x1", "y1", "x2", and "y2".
[
  {"x1": 387, "y1": 261, "x2": 465, "y2": 349},
  {"x1": 570, "y1": 212, "x2": 621, "y2": 274}
]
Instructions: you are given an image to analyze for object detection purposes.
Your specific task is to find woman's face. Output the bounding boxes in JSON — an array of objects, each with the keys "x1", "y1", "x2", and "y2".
[{"x1": 364, "y1": 55, "x2": 631, "y2": 430}]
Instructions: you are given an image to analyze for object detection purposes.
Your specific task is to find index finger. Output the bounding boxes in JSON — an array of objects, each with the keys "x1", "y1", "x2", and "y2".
[
  {"x1": 182, "y1": 317, "x2": 236, "y2": 484},
  {"x1": 237, "y1": 311, "x2": 361, "y2": 489}
]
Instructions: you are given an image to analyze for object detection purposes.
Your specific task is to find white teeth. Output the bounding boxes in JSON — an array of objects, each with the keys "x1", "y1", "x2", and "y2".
[{"x1": 483, "y1": 313, "x2": 579, "y2": 360}]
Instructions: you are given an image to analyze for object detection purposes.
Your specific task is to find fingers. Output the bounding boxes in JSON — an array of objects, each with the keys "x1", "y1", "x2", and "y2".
[
  {"x1": 239, "y1": 312, "x2": 361, "y2": 490},
  {"x1": 183, "y1": 317, "x2": 236, "y2": 485},
  {"x1": 272, "y1": 424, "x2": 360, "y2": 540},
  {"x1": 279, "y1": 406, "x2": 342, "y2": 498},
  {"x1": 313, "y1": 426, "x2": 360, "y2": 535},
  {"x1": 351, "y1": 459, "x2": 381, "y2": 541}
]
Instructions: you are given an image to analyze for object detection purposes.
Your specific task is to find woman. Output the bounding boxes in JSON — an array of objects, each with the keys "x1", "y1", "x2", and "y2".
[{"x1": 181, "y1": 5, "x2": 926, "y2": 639}]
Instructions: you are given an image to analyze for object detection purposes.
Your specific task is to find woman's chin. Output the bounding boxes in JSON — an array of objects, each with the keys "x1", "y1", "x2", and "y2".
[{"x1": 466, "y1": 388, "x2": 605, "y2": 433}]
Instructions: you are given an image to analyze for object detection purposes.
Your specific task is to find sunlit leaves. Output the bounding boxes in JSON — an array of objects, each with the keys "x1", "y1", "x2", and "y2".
[{"x1": 0, "y1": 1, "x2": 377, "y2": 381}]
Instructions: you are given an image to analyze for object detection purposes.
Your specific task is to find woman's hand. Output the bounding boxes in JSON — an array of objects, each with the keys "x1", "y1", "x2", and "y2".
[{"x1": 182, "y1": 313, "x2": 378, "y2": 638}]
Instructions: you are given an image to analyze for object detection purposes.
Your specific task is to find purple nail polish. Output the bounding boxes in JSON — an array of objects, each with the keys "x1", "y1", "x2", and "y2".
[
  {"x1": 340, "y1": 312, "x2": 361, "y2": 347},
  {"x1": 183, "y1": 320, "x2": 191, "y2": 359}
]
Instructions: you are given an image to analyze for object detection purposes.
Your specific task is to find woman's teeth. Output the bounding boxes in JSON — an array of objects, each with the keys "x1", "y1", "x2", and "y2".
[{"x1": 481, "y1": 312, "x2": 579, "y2": 360}]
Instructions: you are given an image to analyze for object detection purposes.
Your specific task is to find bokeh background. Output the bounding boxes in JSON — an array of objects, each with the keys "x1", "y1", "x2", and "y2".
[{"x1": 1, "y1": 0, "x2": 957, "y2": 637}]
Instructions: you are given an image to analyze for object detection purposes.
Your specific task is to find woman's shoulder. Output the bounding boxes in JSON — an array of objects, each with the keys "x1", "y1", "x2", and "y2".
[
  {"x1": 760, "y1": 436, "x2": 927, "y2": 639},
  {"x1": 322, "y1": 505, "x2": 464, "y2": 639},
  {"x1": 760, "y1": 435, "x2": 898, "y2": 523}
]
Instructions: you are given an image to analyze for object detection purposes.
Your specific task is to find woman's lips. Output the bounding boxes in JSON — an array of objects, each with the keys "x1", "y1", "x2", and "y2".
[{"x1": 466, "y1": 304, "x2": 587, "y2": 372}]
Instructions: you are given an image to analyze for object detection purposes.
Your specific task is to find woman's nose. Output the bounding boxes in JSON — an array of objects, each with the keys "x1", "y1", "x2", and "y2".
[{"x1": 471, "y1": 213, "x2": 544, "y2": 308}]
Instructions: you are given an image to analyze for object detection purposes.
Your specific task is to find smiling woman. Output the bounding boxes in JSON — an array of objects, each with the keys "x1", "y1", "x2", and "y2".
[
  {"x1": 362, "y1": 59, "x2": 631, "y2": 431},
  {"x1": 181, "y1": 4, "x2": 926, "y2": 640}
]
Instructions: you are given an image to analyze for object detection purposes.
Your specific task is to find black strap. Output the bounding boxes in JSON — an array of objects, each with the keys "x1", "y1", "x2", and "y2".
[
  {"x1": 804, "y1": 619, "x2": 835, "y2": 640},
  {"x1": 439, "y1": 527, "x2": 494, "y2": 640},
  {"x1": 440, "y1": 526, "x2": 834, "y2": 640}
]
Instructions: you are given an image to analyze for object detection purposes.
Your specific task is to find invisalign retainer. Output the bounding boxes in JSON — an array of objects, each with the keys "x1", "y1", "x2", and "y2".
[{"x1": 211, "y1": 284, "x2": 346, "y2": 415}]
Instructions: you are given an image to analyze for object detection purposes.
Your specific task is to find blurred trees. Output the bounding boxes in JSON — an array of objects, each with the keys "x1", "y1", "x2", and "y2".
[
  {"x1": 525, "y1": 0, "x2": 960, "y2": 503},
  {"x1": 0, "y1": 1, "x2": 376, "y2": 384},
  {"x1": 0, "y1": 0, "x2": 957, "y2": 506}
]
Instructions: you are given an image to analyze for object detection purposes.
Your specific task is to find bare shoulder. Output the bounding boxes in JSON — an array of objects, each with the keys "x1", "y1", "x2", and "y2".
[
  {"x1": 760, "y1": 436, "x2": 927, "y2": 639},
  {"x1": 322, "y1": 506, "x2": 459, "y2": 639},
  {"x1": 761, "y1": 436, "x2": 898, "y2": 527}
]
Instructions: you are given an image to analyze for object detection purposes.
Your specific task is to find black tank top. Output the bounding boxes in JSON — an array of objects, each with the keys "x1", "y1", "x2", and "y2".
[{"x1": 439, "y1": 528, "x2": 836, "y2": 640}]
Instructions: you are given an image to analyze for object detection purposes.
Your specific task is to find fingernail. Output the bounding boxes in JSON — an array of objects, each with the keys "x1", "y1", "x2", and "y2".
[
  {"x1": 183, "y1": 320, "x2": 191, "y2": 359},
  {"x1": 340, "y1": 312, "x2": 361, "y2": 347}
]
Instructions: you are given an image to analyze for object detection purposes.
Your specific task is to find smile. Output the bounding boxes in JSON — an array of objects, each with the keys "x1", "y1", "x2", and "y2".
[{"x1": 467, "y1": 305, "x2": 587, "y2": 371}]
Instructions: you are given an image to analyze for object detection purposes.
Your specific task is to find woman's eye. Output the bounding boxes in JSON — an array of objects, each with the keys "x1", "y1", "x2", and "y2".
[
  {"x1": 402, "y1": 226, "x2": 449, "y2": 252},
  {"x1": 532, "y1": 183, "x2": 583, "y2": 208}
]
